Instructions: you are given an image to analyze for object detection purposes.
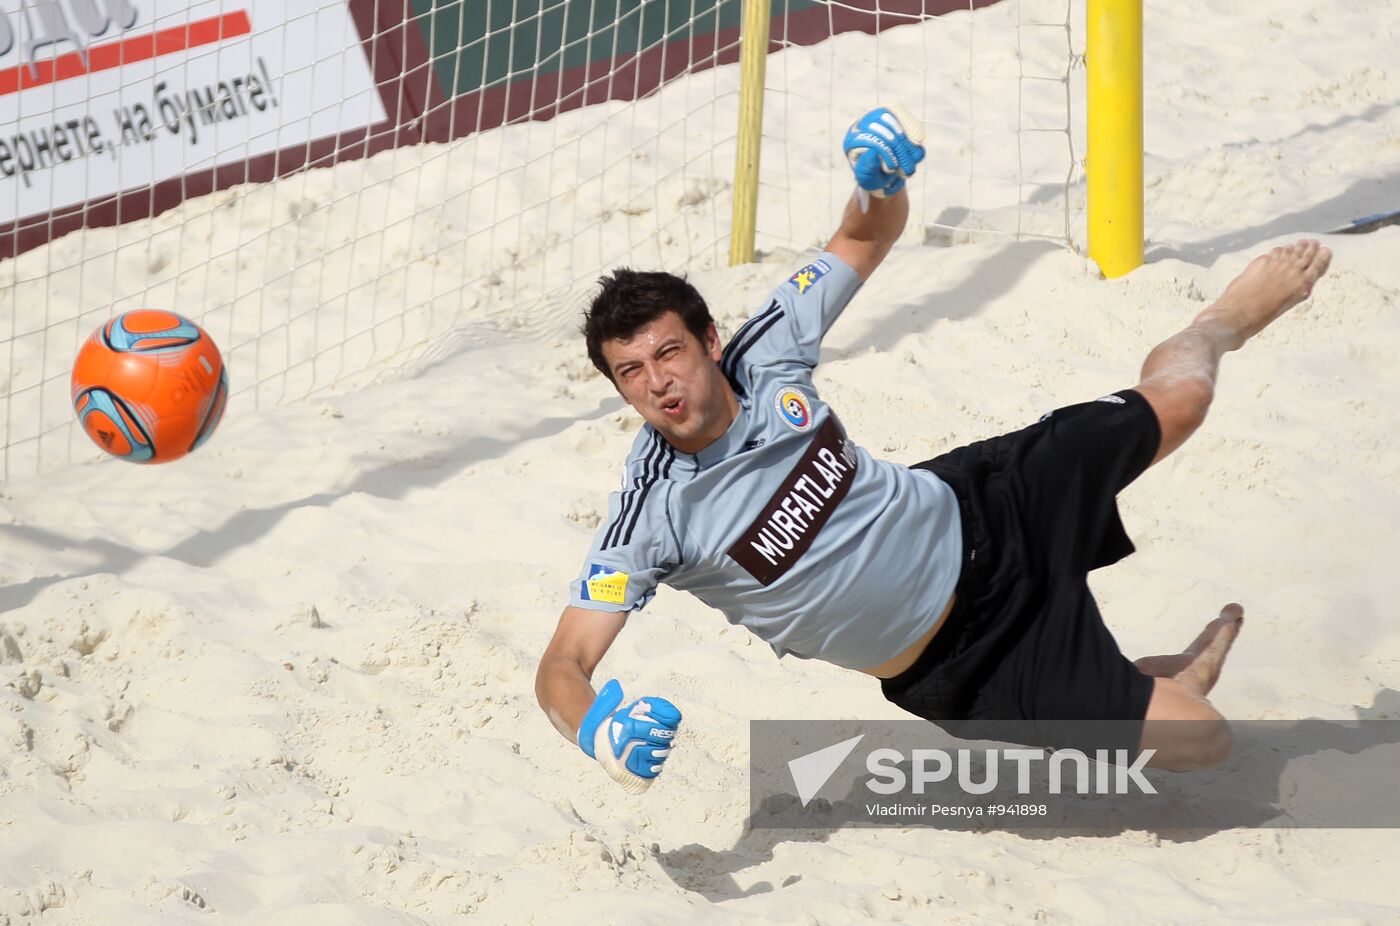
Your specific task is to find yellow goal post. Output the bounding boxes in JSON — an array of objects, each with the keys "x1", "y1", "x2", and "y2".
[
  {"x1": 728, "y1": 0, "x2": 1145, "y2": 277},
  {"x1": 1086, "y1": 0, "x2": 1143, "y2": 278}
]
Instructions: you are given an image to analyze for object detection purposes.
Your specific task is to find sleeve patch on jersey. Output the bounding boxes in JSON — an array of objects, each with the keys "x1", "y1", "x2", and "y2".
[
  {"x1": 582, "y1": 564, "x2": 630, "y2": 604},
  {"x1": 788, "y1": 259, "x2": 832, "y2": 294}
]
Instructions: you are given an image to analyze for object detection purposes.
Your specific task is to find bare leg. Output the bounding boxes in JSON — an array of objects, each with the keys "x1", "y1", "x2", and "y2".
[
  {"x1": 1124, "y1": 242, "x2": 1329, "y2": 769},
  {"x1": 1137, "y1": 605, "x2": 1245, "y2": 771},
  {"x1": 1135, "y1": 240, "x2": 1332, "y2": 466}
]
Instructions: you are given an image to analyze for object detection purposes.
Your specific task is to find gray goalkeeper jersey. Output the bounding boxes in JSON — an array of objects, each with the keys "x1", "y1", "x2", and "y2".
[{"x1": 570, "y1": 252, "x2": 961, "y2": 670}]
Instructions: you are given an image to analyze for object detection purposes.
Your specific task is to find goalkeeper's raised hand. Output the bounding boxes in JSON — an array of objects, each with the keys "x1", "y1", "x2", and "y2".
[
  {"x1": 843, "y1": 103, "x2": 926, "y2": 197},
  {"x1": 578, "y1": 679, "x2": 681, "y2": 793}
]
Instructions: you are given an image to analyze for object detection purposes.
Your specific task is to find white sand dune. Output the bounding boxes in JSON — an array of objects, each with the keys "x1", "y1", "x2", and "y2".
[{"x1": 2, "y1": 0, "x2": 1399, "y2": 922}]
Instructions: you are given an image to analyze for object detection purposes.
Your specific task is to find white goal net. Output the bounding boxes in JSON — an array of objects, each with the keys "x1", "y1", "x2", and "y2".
[{"x1": 0, "y1": 0, "x2": 1080, "y2": 478}]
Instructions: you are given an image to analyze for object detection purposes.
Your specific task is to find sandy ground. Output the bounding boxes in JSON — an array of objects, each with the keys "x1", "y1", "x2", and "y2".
[{"x1": 1, "y1": 0, "x2": 1399, "y2": 922}]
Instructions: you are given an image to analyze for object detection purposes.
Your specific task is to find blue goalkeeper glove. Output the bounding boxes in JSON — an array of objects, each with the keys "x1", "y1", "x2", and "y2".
[
  {"x1": 843, "y1": 103, "x2": 926, "y2": 197},
  {"x1": 578, "y1": 679, "x2": 682, "y2": 793}
]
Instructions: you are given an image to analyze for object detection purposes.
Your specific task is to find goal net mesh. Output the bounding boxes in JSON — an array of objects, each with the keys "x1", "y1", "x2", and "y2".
[{"x1": 0, "y1": 0, "x2": 1079, "y2": 478}]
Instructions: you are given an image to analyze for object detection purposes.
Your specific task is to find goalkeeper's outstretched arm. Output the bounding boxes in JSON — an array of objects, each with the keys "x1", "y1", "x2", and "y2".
[
  {"x1": 825, "y1": 104, "x2": 926, "y2": 281},
  {"x1": 536, "y1": 605, "x2": 684, "y2": 793},
  {"x1": 826, "y1": 186, "x2": 909, "y2": 282},
  {"x1": 536, "y1": 605, "x2": 627, "y2": 741}
]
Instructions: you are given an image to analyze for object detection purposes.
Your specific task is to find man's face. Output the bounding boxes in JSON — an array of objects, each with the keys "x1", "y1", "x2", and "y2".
[{"x1": 601, "y1": 311, "x2": 737, "y2": 453}]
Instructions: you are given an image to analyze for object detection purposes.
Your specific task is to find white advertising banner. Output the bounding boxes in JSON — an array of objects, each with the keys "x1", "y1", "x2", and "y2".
[{"x1": 0, "y1": 0, "x2": 387, "y2": 226}]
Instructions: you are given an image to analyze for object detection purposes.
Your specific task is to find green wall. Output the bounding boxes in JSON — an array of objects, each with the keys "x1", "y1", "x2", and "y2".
[{"x1": 408, "y1": 0, "x2": 817, "y2": 97}]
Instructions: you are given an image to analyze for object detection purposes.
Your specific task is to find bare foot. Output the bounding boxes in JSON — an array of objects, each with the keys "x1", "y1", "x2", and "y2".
[
  {"x1": 1133, "y1": 651, "x2": 1194, "y2": 678},
  {"x1": 1135, "y1": 604, "x2": 1245, "y2": 691},
  {"x1": 1174, "y1": 603, "x2": 1244, "y2": 698},
  {"x1": 1193, "y1": 240, "x2": 1332, "y2": 351}
]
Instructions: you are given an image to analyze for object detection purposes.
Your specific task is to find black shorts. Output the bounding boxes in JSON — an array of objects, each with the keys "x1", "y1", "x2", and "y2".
[{"x1": 882, "y1": 388, "x2": 1162, "y2": 757}]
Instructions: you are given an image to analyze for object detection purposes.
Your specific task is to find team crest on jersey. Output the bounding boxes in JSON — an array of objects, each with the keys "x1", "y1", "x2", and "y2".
[
  {"x1": 788, "y1": 259, "x2": 831, "y2": 294},
  {"x1": 774, "y1": 386, "x2": 813, "y2": 432},
  {"x1": 582, "y1": 564, "x2": 629, "y2": 604}
]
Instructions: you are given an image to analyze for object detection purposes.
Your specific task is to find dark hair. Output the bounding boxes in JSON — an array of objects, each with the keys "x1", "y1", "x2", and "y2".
[{"x1": 583, "y1": 268, "x2": 715, "y2": 381}]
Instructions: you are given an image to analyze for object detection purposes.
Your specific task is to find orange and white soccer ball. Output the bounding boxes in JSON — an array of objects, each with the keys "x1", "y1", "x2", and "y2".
[{"x1": 70, "y1": 310, "x2": 228, "y2": 464}]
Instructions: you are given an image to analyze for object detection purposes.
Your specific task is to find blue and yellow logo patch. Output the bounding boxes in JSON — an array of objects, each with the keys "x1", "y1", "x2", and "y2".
[
  {"x1": 582, "y1": 564, "x2": 629, "y2": 604},
  {"x1": 788, "y1": 259, "x2": 832, "y2": 294},
  {"x1": 774, "y1": 385, "x2": 813, "y2": 432}
]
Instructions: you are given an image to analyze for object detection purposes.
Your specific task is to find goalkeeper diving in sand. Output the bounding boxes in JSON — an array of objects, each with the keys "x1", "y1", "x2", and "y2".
[{"x1": 534, "y1": 105, "x2": 1332, "y2": 792}]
